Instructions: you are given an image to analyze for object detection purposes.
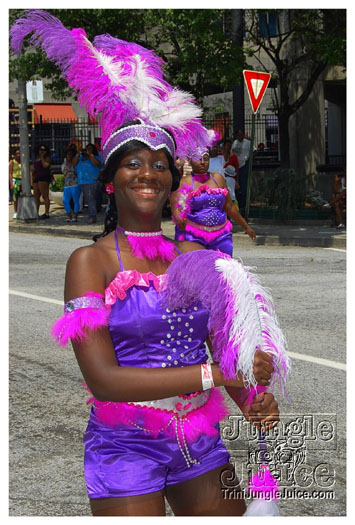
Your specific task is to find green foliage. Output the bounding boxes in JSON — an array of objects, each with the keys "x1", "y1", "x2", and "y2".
[
  {"x1": 9, "y1": 9, "x2": 148, "y2": 97},
  {"x1": 269, "y1": 168, "x2": 307, "y2": 221},
  {"x1": 53, "y1": 174, "x2": 65, "y2": 192},
  {"x1": 291, "y1": 9, "x2": 346, "y2": 68},
  {"x1": 143, "y1": 9, "x2": 246, "y2": 100},
  {"x1": 9, "y1": 8, "x2": 246, "y2": 102},
  {"x1": 242, "y1": 9, "x2": 346, "y2": 167}
]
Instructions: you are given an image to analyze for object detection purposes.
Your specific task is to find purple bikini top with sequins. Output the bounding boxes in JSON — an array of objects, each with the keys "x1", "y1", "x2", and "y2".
[
  {"x1": 185, "y1": 175, "x2": 227, "y2": 227},
  {"x1": 106, "y1": 231, "x2": 210, "y2": 370}
]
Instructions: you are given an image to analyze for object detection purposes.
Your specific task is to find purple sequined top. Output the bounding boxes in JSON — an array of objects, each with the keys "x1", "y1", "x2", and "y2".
[
  {"x1": 107, "y1": 279, "x2": 209, "y2": 370},
  {"x1": 177, "y1": 176, "x2": 229, "y2": 228},
  {"x1": 186, "y1": 188, "x2": 227, "y2": 227}
]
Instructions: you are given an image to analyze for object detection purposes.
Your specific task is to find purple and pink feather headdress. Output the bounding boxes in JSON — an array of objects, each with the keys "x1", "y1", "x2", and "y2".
[{"x1": 10, "y1": 10, "x2": 218, "y2": 162}]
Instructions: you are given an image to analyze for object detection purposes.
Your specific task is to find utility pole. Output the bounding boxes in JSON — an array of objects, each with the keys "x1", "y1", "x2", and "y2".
[
  {"x1": 231, "y1": 9, "x2": 245, "y2": 138},
  {"x1": 17, "y1": 78, "x2": 37, "y2": 221}
]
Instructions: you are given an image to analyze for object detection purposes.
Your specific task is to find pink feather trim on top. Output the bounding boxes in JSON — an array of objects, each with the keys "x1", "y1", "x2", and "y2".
[
  {"x1": 105, "y1": 271, "x2": 167, "y2": 305},
  {"x1": 86, "y1": 387, "x2": 230, "y2": 442},
  {"x1": 188, "y1": 184, "x2": 229, "y2": 199}
]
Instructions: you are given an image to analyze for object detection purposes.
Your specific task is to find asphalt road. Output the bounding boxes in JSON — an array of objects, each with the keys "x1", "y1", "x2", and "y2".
[{"x1": 8, "y1": 233, "x2": 346, "y2": 516}]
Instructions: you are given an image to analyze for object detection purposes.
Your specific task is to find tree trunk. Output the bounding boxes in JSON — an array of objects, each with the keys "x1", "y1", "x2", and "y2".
[
  {"x1": 278, "y1": 111, "x2": 290, "y2": 169},
  {"x1": 18, "y1": 78, "x2": 31, "y2": 195},
  {"x1": 230, "y1": 9, "x2": 244, "y2": 137},
  {"x1": 17, "y1": 78, "x2": 38, "y2": 221}
]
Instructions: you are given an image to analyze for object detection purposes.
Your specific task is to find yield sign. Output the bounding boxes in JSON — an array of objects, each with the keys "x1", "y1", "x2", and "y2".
[{"x1": 243, "y1": 70, "x2": 271, "y2": 114}]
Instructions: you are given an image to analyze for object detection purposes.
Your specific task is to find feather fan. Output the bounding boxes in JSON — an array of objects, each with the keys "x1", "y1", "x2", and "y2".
[{"x1": 163, "y1": 250, "x2": 290, "y2": 393}]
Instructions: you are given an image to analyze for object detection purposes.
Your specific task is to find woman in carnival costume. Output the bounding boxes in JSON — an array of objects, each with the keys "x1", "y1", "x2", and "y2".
[
  {"x1": 170, "y1": 151, "x2": 256, "y2": 256},
  {"x1": 11, "y1": 11, "x2": 290, "y2": 516}
]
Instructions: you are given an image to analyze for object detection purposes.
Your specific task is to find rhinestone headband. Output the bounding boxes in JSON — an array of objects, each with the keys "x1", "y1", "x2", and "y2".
[{"x1": 102, "y1": 123, "x2": 176, "y2": 164}]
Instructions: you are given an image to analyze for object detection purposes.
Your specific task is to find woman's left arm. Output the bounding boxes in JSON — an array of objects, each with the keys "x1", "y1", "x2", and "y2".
[{"x1": 213, "y1": 172, "x2": 256, "y2": 241}]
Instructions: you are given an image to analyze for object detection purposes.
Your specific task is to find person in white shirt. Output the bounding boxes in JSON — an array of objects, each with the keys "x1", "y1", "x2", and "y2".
[
  {"x1": 231, "y1": 130, "x2": 251, "y2": 214},
  {"x1": 208, "y1": 145, "x2": 225, "y2": 175}
]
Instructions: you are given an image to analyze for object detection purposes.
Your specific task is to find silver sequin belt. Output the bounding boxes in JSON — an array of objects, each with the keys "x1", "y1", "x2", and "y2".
[
  {"x1": 185, "y1": 219, "x2": 228, "y2": 232},
  {"x1": 129, "y1": 389, "x2": 211, "y2": 417}
]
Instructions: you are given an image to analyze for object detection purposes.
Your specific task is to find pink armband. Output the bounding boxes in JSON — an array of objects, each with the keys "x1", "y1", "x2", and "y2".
[
  {"x1": 51, "y1": 292, "x2": 110, "y2": 347},
  {"x1": 201, "y1": 363, "x2": 215, "y2": 390}
]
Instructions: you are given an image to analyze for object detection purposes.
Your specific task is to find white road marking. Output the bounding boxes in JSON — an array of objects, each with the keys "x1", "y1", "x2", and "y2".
[
  {"x1": 9, "y1": 289, "x2": 346, "y2": 372},
  {"x1": 288, "y1": 351, "x2": 346, "y2": 371},
  {"x1": 323, "y1": 248, "x2": 346, "y2": 253},
  {"x1": 9, "y1": 289, "x2": 63, "y2": 305}
]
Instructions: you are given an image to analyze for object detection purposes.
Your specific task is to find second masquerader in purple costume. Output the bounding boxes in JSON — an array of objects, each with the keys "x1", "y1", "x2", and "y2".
[{"x1": 170, "y1": 153, "x2": 256, "y2": 256}]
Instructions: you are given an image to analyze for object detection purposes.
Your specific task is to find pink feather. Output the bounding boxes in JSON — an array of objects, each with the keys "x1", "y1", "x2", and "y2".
[
  {"x1": 126, "y1": 235, "x2": 176, "y2": 261},
  {"x1": 248, "y1": 464, "x2": 280, "y2": 500},
  {"x1": 86, "y1": 387, "x2": 229, "y2": 442},
  {"x1": 51, "y1": 304, "x2": 110, "y2": 347},
  {"x1": 185, "y1": 220, "x2": 232, "y2": 242}
]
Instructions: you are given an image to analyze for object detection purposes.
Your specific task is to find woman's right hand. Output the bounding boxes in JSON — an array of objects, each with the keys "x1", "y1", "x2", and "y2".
[{"x1": 252, "y1": 349, "x2": 274, "y2": 385}]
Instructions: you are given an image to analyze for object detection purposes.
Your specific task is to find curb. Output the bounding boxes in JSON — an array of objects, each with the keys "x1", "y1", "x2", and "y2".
[
  {"x1": 9, "y1": 224, "x2": 98, "y2": 241},
  {"x1": 9, "y1": 224, "x2": 346, "y2": 249}
]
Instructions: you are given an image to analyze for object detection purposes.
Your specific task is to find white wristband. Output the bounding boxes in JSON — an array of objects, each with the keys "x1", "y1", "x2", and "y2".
[{"x1": 201, "y1": 363, "x2": 215, "y2": 391}]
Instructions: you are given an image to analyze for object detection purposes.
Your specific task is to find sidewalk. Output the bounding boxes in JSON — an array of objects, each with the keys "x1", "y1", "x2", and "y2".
[{"x1": 8, "y1": 202, "x2": 346, "y2": 249}]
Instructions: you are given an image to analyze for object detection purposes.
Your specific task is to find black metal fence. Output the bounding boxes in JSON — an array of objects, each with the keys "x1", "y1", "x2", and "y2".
[
  {"x1": 10, "y1": 118, "x2": 102, "y2": 163},
  {"x1": 203, "y1": 114, "x2": 280, "y2": 157},
  {"x1": 10, "y1": 112, "x2": 280, "y2": 163}
]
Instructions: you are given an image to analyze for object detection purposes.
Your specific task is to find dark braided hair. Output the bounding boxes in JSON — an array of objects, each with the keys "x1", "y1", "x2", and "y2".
[{"x1": 93, "y1": 121, "x2": 180, "y2": 242}]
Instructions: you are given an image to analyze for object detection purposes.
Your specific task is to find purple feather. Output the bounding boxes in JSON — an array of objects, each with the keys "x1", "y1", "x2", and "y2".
[
  {"x1": 10, "y1": 10, "x2": 77, "y2": 66},
  {"x1": 9, "y1": 9, "x2": 221, "y2": 159}
]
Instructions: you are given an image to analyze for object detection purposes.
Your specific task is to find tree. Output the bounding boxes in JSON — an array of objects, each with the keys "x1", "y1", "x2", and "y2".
[
  {"x1": 142, "y1": 9, "x2": 245, "y2": 103},
  {"x1": 243, "y1": 9, "x2": 346, "y2": 168},
  {"x1": 9, "y1": 9, "x2": 147, "y2": 99},
  {"x1": 9, "y1": 9, "x2": 245, "y2": 104}
]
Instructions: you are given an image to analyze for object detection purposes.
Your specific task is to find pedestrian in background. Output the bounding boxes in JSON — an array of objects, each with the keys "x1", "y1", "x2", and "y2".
[
  {"x1": 231, "y1": 130, "x2": 251, "y2": 215},
  {"x1": 9, "y1": 148, "x2": 21, "y2": 219},
  {"x1": 208, "y1": 144, "x2": 225, "y2": 175},
  {"x1": 62, "y1": 147, "x2": 81, "y2": 223},
  {"x1": 31, "y1": 144, "x2": 52, "y2": 219},
  {"x1": 220, "y1": 139, "x2": 232, "y2": 163},
  {"x1": 74, "y1": 144, "x2": 103, "y2": 224},
  {"x1": 330, "y1": 170, "x2": 346, "y2": 229}
]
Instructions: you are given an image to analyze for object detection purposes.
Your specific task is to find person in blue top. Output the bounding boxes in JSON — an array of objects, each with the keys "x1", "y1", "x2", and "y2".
[{"x1": 74, "y1": 144, "x2": 103, "y2": 224}]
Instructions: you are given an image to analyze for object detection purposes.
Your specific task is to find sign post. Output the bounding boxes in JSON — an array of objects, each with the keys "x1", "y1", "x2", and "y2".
[
  {"x1": 242, "y1": 70, "x2": 271, "y2": 220},
  {"x1": 17, "y1": 78, "x2": 38, "y2": 222}
]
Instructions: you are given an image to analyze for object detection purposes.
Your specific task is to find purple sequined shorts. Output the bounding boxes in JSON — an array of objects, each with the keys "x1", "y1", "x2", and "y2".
[{"x1": 84, "y1": 417, "x2": 230, "y2": 499}]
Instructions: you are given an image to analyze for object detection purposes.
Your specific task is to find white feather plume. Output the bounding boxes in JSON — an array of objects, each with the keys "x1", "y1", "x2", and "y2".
[{"x1": 215, "y1": 258, "x2": 290, "y2": 392}]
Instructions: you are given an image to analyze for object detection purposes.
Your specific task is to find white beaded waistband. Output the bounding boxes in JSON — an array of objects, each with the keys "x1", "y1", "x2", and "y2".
[
  {"x1": 185, "y1": 219, "x2": 227, "y2": 232},
  {"x1": 129, "y1": 389, "x2": 211, "y2": 416}
]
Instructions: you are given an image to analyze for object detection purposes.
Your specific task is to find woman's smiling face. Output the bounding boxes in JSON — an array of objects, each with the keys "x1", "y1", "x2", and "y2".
[{"x1": 113, "y1": 148, "x2": 172, "y2": 218}]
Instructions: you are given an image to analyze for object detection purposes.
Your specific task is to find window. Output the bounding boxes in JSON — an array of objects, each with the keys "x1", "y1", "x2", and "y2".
[{"x1": 259, "y1": 12, "x2": 278, "y2": 38}]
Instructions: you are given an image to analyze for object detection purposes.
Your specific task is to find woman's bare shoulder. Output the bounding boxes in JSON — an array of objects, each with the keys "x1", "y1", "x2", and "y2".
[
  {"x1": 65, "y1": 234, "x2": 115, "y2": 300},
  {"x1": 211, "y1": 171, "x2": 226, "y2": 186}
]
